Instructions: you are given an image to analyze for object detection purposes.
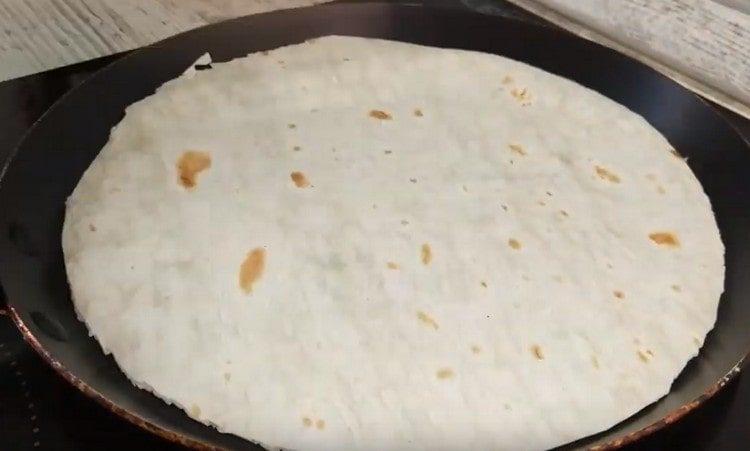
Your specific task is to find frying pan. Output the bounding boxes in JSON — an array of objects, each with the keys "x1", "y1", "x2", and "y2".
[{"x1": 0, "y1": 3, "x2": 748, "y2": 450}]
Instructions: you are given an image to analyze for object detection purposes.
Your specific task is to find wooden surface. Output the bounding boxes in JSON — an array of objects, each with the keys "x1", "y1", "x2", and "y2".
[
  {"x1": 0, "y1": 0, "x2": 748, "y2": 117},
  {"x1": 0, "y1": 0, "x2": 327, "y2": 81},
  {"x1": 507, "y1": 0, "x2": 750, "y2": 118}
]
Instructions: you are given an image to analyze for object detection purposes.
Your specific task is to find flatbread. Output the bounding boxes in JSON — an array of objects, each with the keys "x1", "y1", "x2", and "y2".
[{"x1": 62, "y1": 36, "x2": 724, "y2": 450}]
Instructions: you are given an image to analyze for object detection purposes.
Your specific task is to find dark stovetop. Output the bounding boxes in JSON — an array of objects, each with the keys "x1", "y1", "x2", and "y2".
[{"x1": 1, "y1": 1, "x2": 749, "y2": 450}]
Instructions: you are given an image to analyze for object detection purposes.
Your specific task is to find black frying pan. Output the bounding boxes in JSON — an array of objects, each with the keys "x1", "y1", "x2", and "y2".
[{"x1": 0, "y1": 3, "x2": 748, "y2": 450}]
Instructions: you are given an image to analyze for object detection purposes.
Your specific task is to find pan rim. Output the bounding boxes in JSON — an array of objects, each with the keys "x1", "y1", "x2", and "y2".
[
  {"x1": 3, "y1": 2, "x2": 749, "y2": 449},
  {"x1": 8, "y1": 305, "x2": 747, "y2": 450},
  {"x1": 8, "y1": 306, "x2": 221, "y2": 450}
]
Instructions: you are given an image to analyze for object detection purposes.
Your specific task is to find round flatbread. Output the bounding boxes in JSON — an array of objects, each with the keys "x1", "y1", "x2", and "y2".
[{"x1": 62, "y1": 36, "x2": 724, "y2": 450}]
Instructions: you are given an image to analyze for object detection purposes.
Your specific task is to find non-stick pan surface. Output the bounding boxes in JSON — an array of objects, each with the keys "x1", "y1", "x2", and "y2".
[{"x1": 1, "y1": 3, "x2": 749, "y2": 450}]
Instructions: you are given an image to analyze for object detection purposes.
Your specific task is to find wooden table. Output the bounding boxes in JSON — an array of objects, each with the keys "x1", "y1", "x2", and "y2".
[
  {"x1": 0, "y1": 0, "x2": 326, "y2": 80},
  {"x1": 0, "y1": 0, "x2": 747, "y2": 117}
]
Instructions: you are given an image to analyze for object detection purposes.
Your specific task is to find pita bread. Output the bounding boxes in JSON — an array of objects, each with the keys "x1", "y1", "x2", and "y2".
[{"x1": 63, "y1": 36, "x2": 724, "y2": 450}]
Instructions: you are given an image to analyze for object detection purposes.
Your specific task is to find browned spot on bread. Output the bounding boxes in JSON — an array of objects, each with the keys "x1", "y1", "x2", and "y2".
[
  {"x1": 224, "y1": 372, "x2": 231, "y2": 382},
  {"x1": 190, "y1": 404, "x2": 201, "y2": 418},
  {"x1": 316, "y1": 419, "x2": 326, "y2": 430},
  {"x1": 591, "y1": 355, "x2": 600, "y2": 369},
  {"x1": 471, "y1": 345, "x2": 482, "y2": 354},
  {"x1": 387, "y1": 262, "x2": 400, "y2": 270},
  {"x1": 637, "y1": 349, "x2": 654, "y2": 362},
  {"x1": 417, "y1": 311, "x2": 439, "y2": 330},
  {"x1": 177, "y1": 151, "x2": 211, "y2": 189},
  {"x1": 291, "y1": 171, "x2": 310, "y2": 188},
  {"x1": 369, "y1": 110, "x2": 392, "y2": 120},
  {"x1": 613, "y1": 290, "x2": 625, "y2": 299},
  {"x1": 508, "y1": 143, "x2": 526, "y2": 156},
  {"x1": 657, "y1": 185, "x2": 666, "y2": 194},
  {"x1": 502, "y1": 75, "x2": 513, "y2": 85},
  {"x1": 293, "y1": 145, "x2": 301, "y2": 151},
  {"x1": 510, "y1": 87, "x2": 531, "y2": 104},
  {"x1": 436, "y1": 368, "x2": 454, "y2": 379},
  {"x1": 531, "y1": 344, "x2": 544, "y2": 360},
  {"x1": 413, "y1": 108, "x2": 423, "y2": 117},
  {"x1": 421, "y1": 243, "x2": 432, "y2": 265},
  {"x1": 559, "y1": 210, "x2": 569, "y2": 217},
  {"x1": 537, "y1": 201, "x2": 546, "y2": 206},
  {"x1": 508, "y1": 238, "x2": 521, "y2": 250},
  {"x1": 480, "y1": 281, "x2": 488, "y2": 288},
  {"x1": 88, "y1": 224, "x2": 97, "y2": 232},
  {"x1": 671, "y1": 284, "x2": 682, "y2": 292},
  {"x1": 288, "y1": 123, "x2": 296, "y2": 129},
  {"x1": 649, "y1": 231, "x2": 680, "y2": 248},
  {"x1": 594, "y1": 165, "x2": 621, "y2": 183},
  {"x1": 302, "y1": 417, "x2": 312, "y2": 428},
  {"x1": 240, "y1": 248, "x2": 266, "y2": 294}
]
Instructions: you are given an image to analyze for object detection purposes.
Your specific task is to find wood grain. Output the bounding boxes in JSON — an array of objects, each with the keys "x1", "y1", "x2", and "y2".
[
  {"x1": 0, "y1": 0, "x2": 326, "y2": 81},
  {"x1": 0, "y1": 0, "x2": 747, "y2": 118},
  {"x1": 506, "y1": 0, "x2": 750, "y2": 119}
]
